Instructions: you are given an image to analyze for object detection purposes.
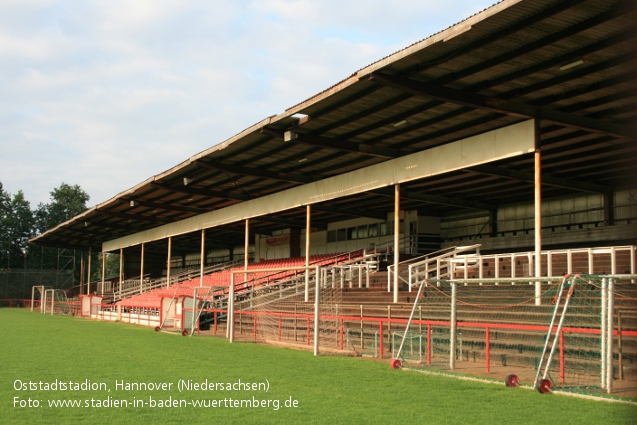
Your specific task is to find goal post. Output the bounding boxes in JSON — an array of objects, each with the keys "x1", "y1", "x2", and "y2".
[
  {"x1": 227, "y1": 265, "x2": 342, "y2": 357},
  {"x1": 228, "y1": 266, "x2": 319, "y2": 340},
  {"x1": 392, "y1": 274, "x2": 637, "y2": 399}
]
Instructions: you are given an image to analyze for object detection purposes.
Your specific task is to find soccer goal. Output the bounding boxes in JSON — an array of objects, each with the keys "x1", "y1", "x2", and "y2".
[
  {"x1": 227, "y1": 265, "x2": 344, "y2": 356},
  {"x1": 31, "y1": 285, "x2": 51, "y2": 313},
  {"x1": 42, "y1": 288, "x2": 73, "y2": 315},
  {"x1": 392, "y1": 274, "x2": 637, "y2": 399}
]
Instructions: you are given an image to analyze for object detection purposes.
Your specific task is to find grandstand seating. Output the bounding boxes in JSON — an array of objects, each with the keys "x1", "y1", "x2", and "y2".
[{"x1": 116, "y1": 253, "x2": 354, "y2": 309}]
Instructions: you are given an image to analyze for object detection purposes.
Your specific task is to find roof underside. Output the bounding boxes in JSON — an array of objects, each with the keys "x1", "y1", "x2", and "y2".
[{"x1": 30, "y1": 0, "x2": 637, "y2": 258}]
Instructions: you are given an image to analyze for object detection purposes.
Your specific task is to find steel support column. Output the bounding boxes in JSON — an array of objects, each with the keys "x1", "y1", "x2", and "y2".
[
  {"x1": 200, "y1": 229, "x2": 205, "y2": 287},
  {"x1": 394, "y1": 184, "x2": 400, "y2": 303},
  {"x1": 166, "y1": 236, "x2": 172, "y2": 288},
  {"x1": 101, "y1": 250, "x2": 105, "y2": 295},
  {"x1": 534, "y1": 119, "x2": 542, "y2": 306},
  {"x1": 305, "y1": 205, "x2": 311, "y2": 302},
  {"x1": 245, "y1": 219, "x2": 250, "y2": 284},
  {"x1": 87, "y1": 247, "x2": 92, "y2": 295},
  {"x1": 140, "y1": 243, "x2": 145, "y2": 295}
]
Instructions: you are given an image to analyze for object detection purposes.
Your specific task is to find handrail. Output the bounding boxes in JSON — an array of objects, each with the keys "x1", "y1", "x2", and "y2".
[
  {"x1": 227, "y1": 249, "x2": 370, "y2": 297},
  {"x1": 113, "y1": 259, "x2": 244, "y2": 302},
  {"x1": 407, "y1": 244, "x2": 482, "y2": 289},
  {"x1": 234, "y1": 256, "x2": 378, "y2": 311},
  {"x1": 407, "y1": 245, "x2": 636, "y2": 288}
]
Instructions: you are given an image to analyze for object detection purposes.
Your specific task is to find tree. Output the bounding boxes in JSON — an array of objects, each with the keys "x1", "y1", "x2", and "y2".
[
  {"x1": 0, "y1": 182, "x2": 34, "y2": 269},
  {"x1": 35, "y1": 183, "x2": 90, "y2": 233},
  {"x1": 33, "y1": 183, "x2": 91, "y2": 280},
  {"x1": 0, "y1": 181, "x2": 11, "y2": 268}
]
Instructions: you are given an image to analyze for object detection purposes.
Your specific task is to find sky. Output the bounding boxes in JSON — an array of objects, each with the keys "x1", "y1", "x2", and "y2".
[{"x1": 0, "y1": 0, "x2": 497, "y2": 208}]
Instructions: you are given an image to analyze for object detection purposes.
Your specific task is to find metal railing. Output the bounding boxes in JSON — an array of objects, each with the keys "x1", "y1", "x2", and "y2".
[{"x1": 407, "y1": 245, "x2": 636, "y2": 289}]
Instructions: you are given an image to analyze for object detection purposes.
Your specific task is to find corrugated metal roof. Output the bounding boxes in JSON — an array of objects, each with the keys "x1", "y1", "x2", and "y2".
[{"x1": 30, "y1": 0, "x2": 636, "y2": 259}]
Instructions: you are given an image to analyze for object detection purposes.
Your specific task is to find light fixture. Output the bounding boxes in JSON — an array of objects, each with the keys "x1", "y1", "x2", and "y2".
[
  {"x1": 183, "y1": 177, "x2": 192, "y2": 186},
  {"x1": 284, "y1": 130, "x2": 298, "y2": 142},
  {"x1": 297, "y1": 157, "x2": 308, "y2": 163},
  {"x1": 559, "y1": 59, "x2": 583, "y2": 71},
  {"x1": 393, "y1": 119, "x2": 407, "y2": 127},
  {"x1": 129, "y1": 200, "x2": 138, "y2": 207},
  {"x1": 84, "y1": 221, "x2": 90, "y2": 227}
]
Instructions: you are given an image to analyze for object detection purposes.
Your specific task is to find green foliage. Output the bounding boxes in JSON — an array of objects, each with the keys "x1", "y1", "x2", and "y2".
[
  {"x1": 0, "y1": 183, "x2": 34, "y2": 269},
  {"x1": 1, "y1": 309, "x2": 635, "y2": 425},
  {"x1": 34, "y1": 182, "x2": 90, "y2": 234},
  {"x1": 1, "y1": 181, "x2": 91, "y2": 291}
]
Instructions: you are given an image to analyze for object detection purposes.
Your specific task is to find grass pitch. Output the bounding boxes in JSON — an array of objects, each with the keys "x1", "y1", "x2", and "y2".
[{"x1": 1, "y1": 309, "x2": 635, "y2": 424}]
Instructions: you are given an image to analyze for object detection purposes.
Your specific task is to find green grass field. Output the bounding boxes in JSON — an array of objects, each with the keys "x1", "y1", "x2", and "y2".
[{"x1": 1, "y1": 309, "x2": 635, "y2": 424}]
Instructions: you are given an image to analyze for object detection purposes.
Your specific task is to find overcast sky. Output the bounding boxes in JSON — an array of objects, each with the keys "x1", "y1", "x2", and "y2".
[{"x1": 1, "y1": 0, "x2": 496, "y2": 208}]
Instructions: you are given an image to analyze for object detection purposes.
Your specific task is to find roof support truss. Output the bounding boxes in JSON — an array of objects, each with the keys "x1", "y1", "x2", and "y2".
[{"x1": 368, "y1": 72, "x2": 634, "y2": 139}]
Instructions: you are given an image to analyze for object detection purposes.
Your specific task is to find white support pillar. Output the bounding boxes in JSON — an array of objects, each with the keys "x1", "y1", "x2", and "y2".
[
  {"x1": 228, "y1": 274, "x2": 235, "y2": 342},
  {"x1": 244, "y1": 219, "x2": 250, "y2": 285},
  {"x1": 101, "y1": 251, "x2": 105, "y2": 295},
  {"x1": 314, "y1": 265, "x2": 320, "y2": 356},
  {"x1": 450, "y1": 281, "x2": 457, "y2": 370},
  {"x1": 166, "y1": 237, "x2": 172, "y2": 289},
  {"x1": 80, "y1": 250, "x2": 85, "y2": 296},
  {"x1": 87, "y1": 247, "x2": 92, "y2": 295},
  {"x1": 534, "y1": 118, "x2": 542, "y2": 306},
  {"x1": 140, "y1": 243, "x2": 145, "y2": 295},
  {"x1": 606, "y1": 278, "x2": 614, "y2": 394},
  {"x1": 200, "y1": 229, "x2": 205, "y2": 287},
  {"x1": 305, "y1": 205, "x2": 311, "y2": 303},
  {"x1": 394, "y1": 184, "x2": 400, "y2": 303},
  {"x1": 601, "y1": 277, "x2": 607, "y2": 389},
  {"x1": 119, "y1": 248, "x2": 123, "y2": 294}
]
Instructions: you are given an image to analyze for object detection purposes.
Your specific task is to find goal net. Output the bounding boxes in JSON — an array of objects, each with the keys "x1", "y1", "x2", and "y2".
[
  {"x1": 230, "y1": 266, "x2": 343, "y2": 355},
  {"x1": 393, "y1": 274, "x2": 637, "y2": 400}
]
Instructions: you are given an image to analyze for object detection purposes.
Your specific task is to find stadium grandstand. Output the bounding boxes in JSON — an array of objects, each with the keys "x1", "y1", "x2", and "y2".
[{"x1": 23, "y1": 0, "x2": 637, "y2": 399}]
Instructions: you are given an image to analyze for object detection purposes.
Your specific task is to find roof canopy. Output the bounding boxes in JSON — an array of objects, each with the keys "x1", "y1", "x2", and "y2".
[{"x1": 30, "y1": 0, "x2": 636, "y2": 257}]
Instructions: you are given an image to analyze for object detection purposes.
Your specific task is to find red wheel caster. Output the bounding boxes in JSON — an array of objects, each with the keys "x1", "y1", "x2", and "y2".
[
  {"x1": 505, "y1": 374, "x2": 520, "y2": 387},
  {"x1": 537, "y1": 379, "x2": 553, "y2": 394}
]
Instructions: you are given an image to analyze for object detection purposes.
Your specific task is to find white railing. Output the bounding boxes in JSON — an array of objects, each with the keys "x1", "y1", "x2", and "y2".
[
  {"x1": 235, "y1": 254, "x2": 379, "y2": 311},
  {"x1": 112, "y1": 259, "x2": 244, "y2": 302},
  {"x1": 407, "y1": 245, "x2": 636, "y2": 288},
  {"x1": 406, "y1": 245, "x2": 482, "y2": 291}
]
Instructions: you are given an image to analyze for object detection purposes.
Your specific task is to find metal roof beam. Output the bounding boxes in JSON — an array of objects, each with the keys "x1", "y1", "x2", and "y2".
[
  {"x1": 150, "y1": 182, "x2": 250, "y2": 202},
  {"x1": 312, "y1": 205, "x2": 387, "y2": 221},
  {"x1": 466, "y1": 164, "x2": 612, "y2": 194},
  {"x1": 369, "y1": 72, "x2": 634, "y2": 139},
  {"x1": 253, "y1": 215, "x2": 328, "y2": 230},
  {"x1": 193, "y1": 159, "x2": 311, "y2": 184},
  {"x1": 124, "y1": 199, "x2": 208, "y2": 215},
  {"x1": 95, "y1": 209, "x2": 171, "y2": 223},
  {"x1": 261, "y1": 127, "x2": 403, "y2": 158},
  {"x1": 372, "y1": 187, "x2": 494, "y2": 212}
]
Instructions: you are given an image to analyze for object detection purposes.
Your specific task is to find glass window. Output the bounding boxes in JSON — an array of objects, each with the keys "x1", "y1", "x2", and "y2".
[
  {"x1": 348, "y1": 227, "x2": 357, "y2": 240},
  {"x1": 369, "y1": 223, "x2": 379, "y2": 237},
  {"x1": 327, "y1": 230, "x2": 336, "y2": 243},
  {"x1": 337, "y1": 229, "x2": 347, "y2": 242},
  {"x1": 357, "y1": 225, "x2": 368, "y2": 239}
]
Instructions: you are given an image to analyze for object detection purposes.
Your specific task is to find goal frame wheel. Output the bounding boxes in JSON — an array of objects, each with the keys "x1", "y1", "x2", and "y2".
[
  {"x1": 390, "y1": 359, "x2": 402, "y2": 369},
  {"x1": 537, "y1": 379, "x2": 553, "y2": 394},
  {"x1": 505, "y1": 374, "x2": 520, "y2": 387}
]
